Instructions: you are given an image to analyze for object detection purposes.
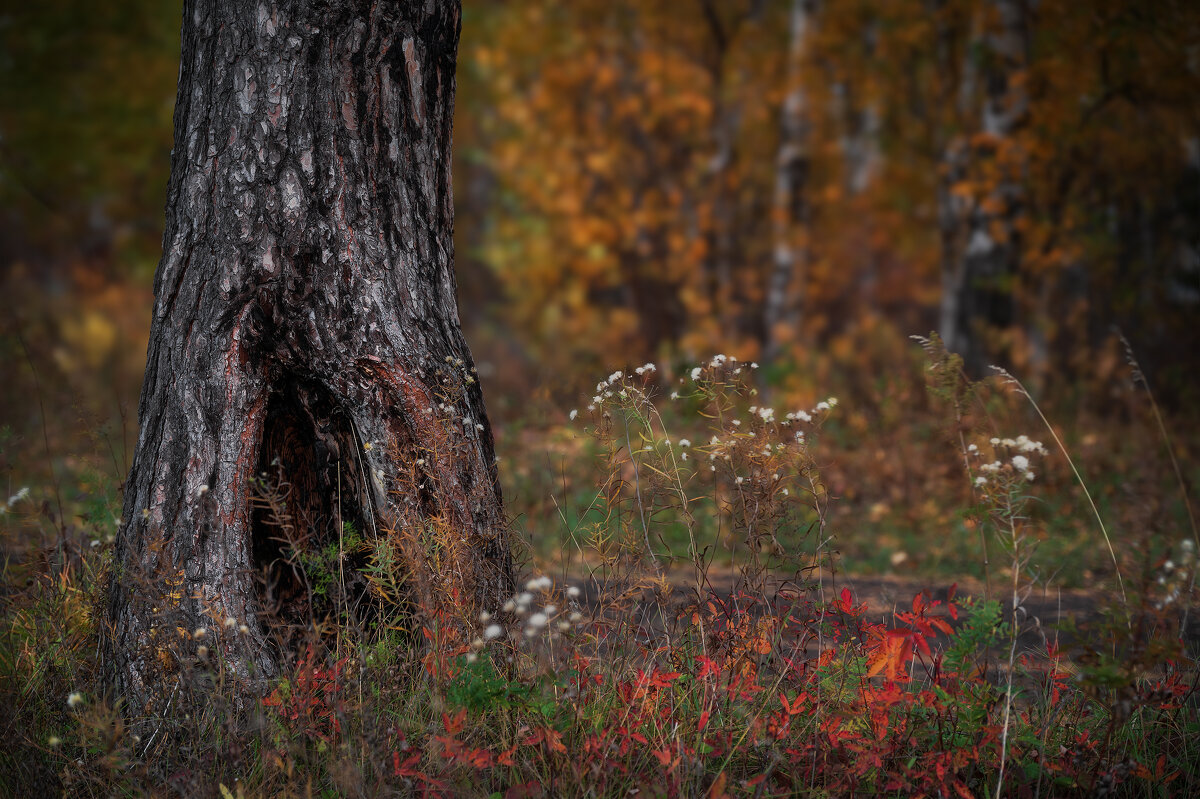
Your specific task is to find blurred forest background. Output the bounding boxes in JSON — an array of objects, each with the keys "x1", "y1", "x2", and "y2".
[{"x1": 2, "y1": 0, "x2": 1198, "y2": 579}]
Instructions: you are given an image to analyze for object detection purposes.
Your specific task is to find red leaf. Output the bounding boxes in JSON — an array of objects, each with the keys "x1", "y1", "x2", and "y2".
[
  {"x1": 496, "y1": 742, "x2": 519, "y2": 767},
  {"x1": 393, "y1": 751, "x2": 423, "y2": 777},
  {"x1": 442, "y1": 709, "x2": 467, "y2": 736}
]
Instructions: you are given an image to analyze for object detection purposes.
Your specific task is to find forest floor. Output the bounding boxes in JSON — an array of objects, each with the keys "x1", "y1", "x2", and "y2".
[{"x1": 560, "y1": 565, "x2": 1199, "y2": 672}]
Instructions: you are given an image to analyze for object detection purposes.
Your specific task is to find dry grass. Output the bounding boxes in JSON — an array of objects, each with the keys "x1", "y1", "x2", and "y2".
[{"x1": 1, "y1": 343, "x2": 1197, "y2": 797}]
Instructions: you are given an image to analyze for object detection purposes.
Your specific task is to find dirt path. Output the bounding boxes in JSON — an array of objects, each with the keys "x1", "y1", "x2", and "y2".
[{"x1": 563, "y1": 566, "x2": 1200, "y2": 656}]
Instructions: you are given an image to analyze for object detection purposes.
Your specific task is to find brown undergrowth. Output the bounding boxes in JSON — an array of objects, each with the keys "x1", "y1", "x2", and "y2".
[{"x1": 1, "y1": 342, "x2": 1197, "y2": 797}]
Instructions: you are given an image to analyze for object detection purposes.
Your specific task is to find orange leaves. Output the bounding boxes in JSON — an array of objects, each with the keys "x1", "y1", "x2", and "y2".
[
  {"x1": 865, "y1": 589, "x2": 959, "y2": 682},
  {"x1": 778, "y1": 690, "x2": 808, "y2": 716},
  {"x1": 866, "y1": 627, "x2": 917, "y2": 683},
  {"x1": 521, "y1": 725, "x2": 568, "y2": 754}
]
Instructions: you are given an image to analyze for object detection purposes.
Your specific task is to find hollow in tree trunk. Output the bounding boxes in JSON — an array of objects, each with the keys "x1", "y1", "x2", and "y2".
[{"x1": 103, "y1": 0, "x2": 515, "y2": 715}]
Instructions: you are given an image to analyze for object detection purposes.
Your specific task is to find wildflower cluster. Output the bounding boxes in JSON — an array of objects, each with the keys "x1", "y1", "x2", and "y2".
[
  {"x1": 469, "y1": 575, "x2": 585, "y2": 662},
  {"x1": 582, "y1": 363, "x2": 657, "y2": 413},
  {"x1": 1156, "y1": 538, "x2": 1197, "y2": 608},
  {"x1": 970, "y1": 434, "x2": 1048, "y2": 490}
]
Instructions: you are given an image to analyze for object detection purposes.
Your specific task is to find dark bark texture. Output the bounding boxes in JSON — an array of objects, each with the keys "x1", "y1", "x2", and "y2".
[{"x1": 104, "y1": 0, "x2": 514, "y2": 714}]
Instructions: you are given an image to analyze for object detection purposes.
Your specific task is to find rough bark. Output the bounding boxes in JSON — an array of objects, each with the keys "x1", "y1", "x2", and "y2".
[{"x1": 104, "y1": 0, "x2": 514, "y2": 715}]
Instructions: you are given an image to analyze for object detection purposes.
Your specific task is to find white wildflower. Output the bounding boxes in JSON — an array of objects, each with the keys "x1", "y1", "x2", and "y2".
[
  {"x1": 975, "y1": 476, "x2": 987, "y2": 487},
  {"x1": 484, "y1": 624, "x2": 504, "y2": 640},
  {"x1": 679, "y1": 439, "x2": 691, "y2": 448},
  {"x1": 5, "y1": 486, "x2": 30, "y2": 509},
  {"x1": 193, "y1": 627, "x2": 207, "y2": 639},
  {"x1": 67, "y1": 692, "x2": 84, "y2": 708},
  {"x1": 527, "y1": 612, "x2": 548, "y2": 629},
  {"x1": 1011, "y1": 454, "x2": 1030, "y2": 471},
  {"x1": 1025, "y1": 471, "x2": 1035, "y2": 482},
  {"x1": 690, "y1": 367, "x2": 703, "y2": 380},
  {"x1": 569, "y1": 410, "x2": 578, "y2": 421},
  {"x1": 566, "y1": 585, "x2": 581, "y2": 598},
  {"x1": 224, "y1": 617, "x2": 237, "y2": 628}
]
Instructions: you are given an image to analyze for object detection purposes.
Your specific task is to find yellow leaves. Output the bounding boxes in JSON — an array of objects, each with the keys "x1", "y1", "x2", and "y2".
[{"x1": 53, "y1": 310, "x2": 117, "y2": 373}]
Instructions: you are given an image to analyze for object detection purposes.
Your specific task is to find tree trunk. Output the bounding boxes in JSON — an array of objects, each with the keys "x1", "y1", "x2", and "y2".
[
  {"x1": 103, "y1": 0, "x2": 514, "y2": 715},
  {"x1": 938, "y1": 0, "x2": 1028, "y2": 374},
  {"x1": 763, "y1": 0, "x2": 815, "y2": 365}
]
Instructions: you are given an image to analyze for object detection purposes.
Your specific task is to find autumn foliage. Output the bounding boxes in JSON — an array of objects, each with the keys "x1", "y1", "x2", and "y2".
[{"x1": 2, "y1": 1, "x2": 1199, "y2": 796}]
